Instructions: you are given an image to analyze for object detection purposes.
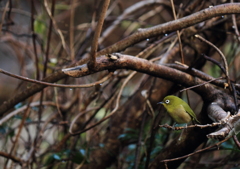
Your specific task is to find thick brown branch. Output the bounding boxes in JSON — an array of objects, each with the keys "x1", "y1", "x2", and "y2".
[
  {"x1": 1, "y1": 3, "x2": 239, "y2": 117},
  {"x1": 63, "y1": 53, "x2": 219, "y2": 99},
  {"x1": 64, "y1": 53, "x2": 238, "y2": 141},
  {"x1": 97, "y1": 3, "x2": 240, "y2": 56}
]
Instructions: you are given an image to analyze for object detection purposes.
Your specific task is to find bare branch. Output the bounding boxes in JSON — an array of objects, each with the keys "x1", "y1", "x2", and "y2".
[
  {"x1": 0, "y1": 151, "x2": 24, "y2": 165},
  {"x1": 98, "y1": 0, "x2": 170, "y2": 44},
  {"x1": 89, "y1": 0, "x2": 110, "y2": 69},
  {"x1": 44, "y1": 0, "x2": 68, "y2": 53},
  {"x1": 195, "y1": 34, "x2": 231, "y2": 89},
  {"x1": 0, "y1": 68, "x2": 113, "y2": 88},
  {"x1": 97, "y1": 3, "x2": 240, "y2": 56},
  {"x1": 70, "y1": 71, "x2": 137, "y2": 135},
  {"x1": 1, "y1": 3, "x2": 240, "y2": 116},
  {"x1": 63, "y1": 53, "x2": 222, "y2": 98},
  {"x1": 160, "y1": 136, "x2": 231, "y2": 166},
  {"x1": 231, "y1": 0, "x2": 240, "y2": 42}
]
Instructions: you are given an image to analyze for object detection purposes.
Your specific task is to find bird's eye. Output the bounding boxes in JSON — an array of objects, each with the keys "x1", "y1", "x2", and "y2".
[{"x1": 165, "y1": 100, "x2": 170, "y2": 104}]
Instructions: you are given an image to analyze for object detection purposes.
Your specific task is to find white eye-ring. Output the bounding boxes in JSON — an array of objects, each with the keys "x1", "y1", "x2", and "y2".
[{"x1": 165, "y1": 100, "x2": 170, "y2": 104}]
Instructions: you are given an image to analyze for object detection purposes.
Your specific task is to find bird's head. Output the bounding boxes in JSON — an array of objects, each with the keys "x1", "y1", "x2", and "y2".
[{"x1": 157, "y1": 95, "x2": 180, "y2": 109}]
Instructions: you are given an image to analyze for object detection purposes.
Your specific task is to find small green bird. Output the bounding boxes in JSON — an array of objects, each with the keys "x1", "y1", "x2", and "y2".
[{"x1": 158, "y1": 95, "x2": 200, "y2": 124}]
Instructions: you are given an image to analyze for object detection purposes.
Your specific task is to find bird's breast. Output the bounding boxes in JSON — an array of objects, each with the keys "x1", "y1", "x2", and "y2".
[{"x1": 167, "y1": 105, "x2": 192, "y2": 124}]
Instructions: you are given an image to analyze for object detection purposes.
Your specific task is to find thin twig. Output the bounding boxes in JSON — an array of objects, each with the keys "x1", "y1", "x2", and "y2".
[
  {"x1": 55, "y1": 80, "x2": 119, "y2": 152},
  {"x1": 161, "y1": 136, "x2": 231, "y2": 164},
  {"x1": 231, "y1": 0, "x2": 240, "y2": 42},
  {"x1": 180, "y1": 77, "x2": 223, "y2": 92},
  {"x1": 170, "y1": 62, "x2": 228, "y2": 88},
  {"x1": 81, "y1": 79, "x2": 120, "y2": 129},
  {"x1": 170, "y1": 0, "x2": 189, "y2": 113},
  {"x1": 159, "y1": 122, "x2": 223, "y2": 130},
  {"x1": 170, "y1": 0, "x2": 184, "y2": 63},
  {"x1": 233, "y1": 135, "x2": 240, "y2": 149},
  {"x1": 89, "y1": 0, "x2": 110, "y2": 68},
  {"x1": 0, "y1": 68, "x2": 113, "y2": 88},
  {"x1": 44, "y1": 0, "x2": 68, "y2": 54},
  {"x1": 31, "y1": 0, "x2": 40, "y2": 80},
  {"x1": 7, "y1": 0, "x2": 12, "y2": 23},
  {"x1": 123, "y1": 5, "x2": 164, "y2": 37},
  {"x1": 4, "y1": 97, "x2": 33, "y2": 168},
  {"x1": 70, "y1": 0, "x2": 77, "y2": 60},
  {"x1": 70, "y1": 71, "x2": 137, "y2": 135},
  {"x1": 195, "y1": 34, "x2": 231, "y2": 90},
  {"x1": 203, "y1": 54, "x2": 226, "y2": 74},
  {"x1": 141, "y1": 90, "x2": 155, "y2": 117},
  {"x1": 143, "y1": 78, "x2": 158, "y2": 169},
  {"x1": 68, "y1": 107, "x2": 101, "y2": 134},
  {"x1": 136, "y1": 32, "x2": 176, "y2": 58},
  {"x1": 44, "y1": 0, "x2": 55, "y2": 78},
  {"x1": 98, "y1": 0, "x2": 169, "y2": 44},
  {"x1": 54, "y1": 87, "x2": 63, "y2": 118},
  {"x1": 134, "y1": 109, "x2": 147, "y2": 169},
  {"x1": 0, "y1": 101, "x2": 57, "y2": 125},
  {"x1": 230, "y1": 83, "x2": 238, "y2": 113},
  {"x1": 0, "y1": 1, "x2": 9, "y2": 37}
]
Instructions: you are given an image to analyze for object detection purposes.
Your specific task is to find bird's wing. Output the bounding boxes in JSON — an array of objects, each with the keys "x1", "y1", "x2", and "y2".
[{"x1": 182, "y1": 103, "x2": 200, "y2": 123}]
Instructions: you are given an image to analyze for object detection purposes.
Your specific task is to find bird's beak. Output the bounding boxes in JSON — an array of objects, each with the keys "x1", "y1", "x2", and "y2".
[{"x1": 157, "y1": 101, "x2": 163, "y2": 104}]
